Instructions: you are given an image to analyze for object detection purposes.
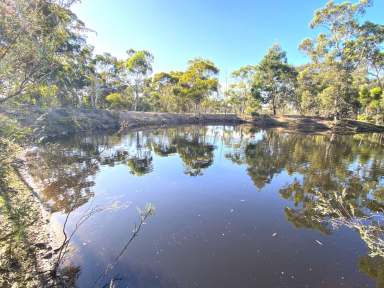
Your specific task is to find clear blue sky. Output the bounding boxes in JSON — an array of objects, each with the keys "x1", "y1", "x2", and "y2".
[{"x1": 72, "y1": 0, "x2": 384, "y2": 77}]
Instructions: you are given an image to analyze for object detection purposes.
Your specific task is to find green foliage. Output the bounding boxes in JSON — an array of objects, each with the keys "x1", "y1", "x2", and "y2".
[
  {"x1": 176, "y1": 58, "x2": 219, "y2": 112},
  {"x1": 298, "y1": 0, "x2": 384, "y2": 120},
  {"x1": 121, "y1": 49, "x2": 154, "y2": 111},
  {"x1": 0, "y1": 0, "x2": 91, "y2": 106},
  {"x1": 143, "y1": 59, "x2": 219, "y2": 113},
  {"x1": 225, "y1": 65, "x2": 260, "y2": 115},
  {"x1": 251, "y1": 44, "x2": 298, "y2": 115},
  {"x1": 0, "y1": 0, "x2": 383, "y2": 119},
  {"x1": 0, "y1": 115, "x2": 28, "y2": 141},
  {"x1": 105, "y1": 91, "x2": 134, "y2": 109},
  {"x1": 105, "y1": 93, "x2": 124, "y2": 108}
]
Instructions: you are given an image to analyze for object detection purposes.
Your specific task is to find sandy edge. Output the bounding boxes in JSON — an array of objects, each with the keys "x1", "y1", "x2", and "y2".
[{"x1": 15, "y1": 150, "x2": 66, "y2": 284}]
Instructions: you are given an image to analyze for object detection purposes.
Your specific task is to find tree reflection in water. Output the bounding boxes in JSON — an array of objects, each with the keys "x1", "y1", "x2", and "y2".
[
  {"x1": 26, "y1": 127, "x2": 384, "y2": 286},
  {"x1": 226, "y1": 130, "x2": 384, "y2": 286}
]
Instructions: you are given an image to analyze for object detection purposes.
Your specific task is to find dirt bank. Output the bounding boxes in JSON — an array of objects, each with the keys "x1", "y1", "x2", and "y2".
[
  {"x1": 0, "y1": 105, "x2": 247, "y2": 140},
  {"x1": 118, "y1": 111, "x2": 245, "y2": 131},
  {"x1": 117, "y1": 112, "x2": 384, "y2": 134},
  {"x1": 2, "y1": 106, "x2": 383, "y2": 141},
  {"x1": 250, "y1": 115, "x2": 384, "y2": 134},
  {"x1": 0, "y1": 106, "x2": 245, "y2": 141}
]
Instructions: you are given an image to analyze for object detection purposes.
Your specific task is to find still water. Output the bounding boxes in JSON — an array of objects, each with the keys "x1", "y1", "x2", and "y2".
[{"x1": 26, "y1": 125, "x2": 384, "y2": 288}]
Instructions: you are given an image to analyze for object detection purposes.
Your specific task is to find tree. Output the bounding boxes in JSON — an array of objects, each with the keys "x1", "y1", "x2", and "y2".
[
  {"x1": 144, "y1": 59, "x2": 219, "y2": 113},
  {"x1": 296, "y1": 64, "x2": 323, "y2": 115},
  {"x1": 251, "y1": 44, "x2": 297, "y2": 115},
  {"x1": 122, "y1": 49, "x2": 153, "y2": 111},
  {"x1": 357, "y1": 85, "x2": 384, "y2": 123},
  {"x1": 0, "y1": 0, "x2": 88, "y2": 105},
  {"x1": 145, "y1": 72, "x2": 180, "y2": 112},
  {"x1": 298, "y1": 0, "x2": 383, "y2": 120},
  {"x1": 352, "y1": 21, "x2": 384, "y2": 90},
  {"x1": 175, "y1": 58, "x2": 219, "y2": 113},
  {"x1": 228, "y1": 65, "x2": 260, "y2": 114}
]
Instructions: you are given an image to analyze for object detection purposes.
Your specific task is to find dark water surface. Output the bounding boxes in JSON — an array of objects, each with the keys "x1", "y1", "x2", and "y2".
[{"x1": 27, "y1": 126, "x2": 384, "y2": 288}]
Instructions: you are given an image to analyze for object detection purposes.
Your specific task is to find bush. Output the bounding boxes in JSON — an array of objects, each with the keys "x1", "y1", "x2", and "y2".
[
  {"x1": 357, "y1": 114, "x2": 374, "y2": 123},
  {"x1": 106, "y1": 93, "x2": 124, "y2": 108},
  {"x1": 105, "y1": 91, "x2": 134, "y2": 109},
  {"x1": 0, "y1": 115, "x2": 29, "y2": 142}
]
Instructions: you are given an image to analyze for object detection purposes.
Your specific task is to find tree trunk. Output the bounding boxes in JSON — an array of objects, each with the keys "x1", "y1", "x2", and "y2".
[
  {"x1": 272, "y1": 95, "x2": 276, "y2": 116},
  {"x1": 333, "y1": 97, "x2": 338, "y2": 123},
  {"x1": 134, "y1": 87, "x2": 138, "y2": 111}
]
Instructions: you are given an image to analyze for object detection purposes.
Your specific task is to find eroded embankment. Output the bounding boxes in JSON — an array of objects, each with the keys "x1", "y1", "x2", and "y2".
[
  {"x1": 0, "y1": 106, "x2": 246, "y2": 141},
  {"x1": 2, "y1": 106, "x2": 384, "y2": 142},
  {"x1": 117, "y1": 111, "x2": 245, "y2": 131},
  {"x1": 249, "y1": 115, "x2": 384, "y2": 134}
]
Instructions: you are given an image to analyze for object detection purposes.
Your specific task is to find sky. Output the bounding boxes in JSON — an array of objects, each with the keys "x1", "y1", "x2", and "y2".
[{"x1": 72, "y1": 0, "x2": 384, "y2": 78}]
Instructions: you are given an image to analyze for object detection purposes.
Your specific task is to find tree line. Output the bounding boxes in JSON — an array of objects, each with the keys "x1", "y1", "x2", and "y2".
[{"x1": 1, "y1": 0, "x2": 383, "y2": 122}]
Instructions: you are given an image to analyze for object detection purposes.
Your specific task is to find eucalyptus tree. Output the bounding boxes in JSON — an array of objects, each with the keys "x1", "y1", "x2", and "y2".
[
  {"x1": 353, "y1": 21, "x2": 384, "y2": 90},
  {"x1": 228, "y1": 65, "x2": 260, "y2": 114},
  {"x1": 0, "y1": 0, "x2": 88, "y2": 105},
  {"x1": 122, "y1": 49, "x2": 154, "y2": 111},
  {"x1": 251, "y1": 44, "x2": 298, "y2": 115},
  {"x1": 145, "y1": 59, "x2": 219, "y2": 113},
  {"x1": 91, "y1": 53, "x2": 120, "y2": 108},
  {"x1": 49, "y1": 45, "x2": 95, "y2": 107},
  {"x1": 296, "y1": 64, "x2": 324, "y2": 115},
  {"x1": 175, "y1": 58, "x2": 219, "y2": 113},
  {"x1": 299, "y1": 0, "x2": 383, "y2": 119},
  {"x1": 145, "y1": 72, "x2": 180, "y2": 112}
]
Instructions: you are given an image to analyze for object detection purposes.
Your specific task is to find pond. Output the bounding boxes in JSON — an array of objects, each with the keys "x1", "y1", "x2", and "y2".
[{"x1": 26, "y1": 125, "x2": 384, "y2": 288}]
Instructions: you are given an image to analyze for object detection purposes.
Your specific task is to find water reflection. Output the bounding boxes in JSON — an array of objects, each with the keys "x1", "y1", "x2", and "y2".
[
  {"x1": 26, "y1": 126, "x2": 384, "y2": 287},
  {"x1": 228, "y1": 131, "x2": 384, "y2": 257}
]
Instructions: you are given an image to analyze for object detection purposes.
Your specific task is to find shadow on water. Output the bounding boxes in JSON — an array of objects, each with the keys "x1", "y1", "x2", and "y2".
[{"x1": 25, "y1": 126, "x2": 384, "y2": 287}]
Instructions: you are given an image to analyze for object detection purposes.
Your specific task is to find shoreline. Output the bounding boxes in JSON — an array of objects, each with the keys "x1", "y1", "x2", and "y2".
[
  {"x1": 16, "y1": 150, "x2": 65, "y2": 247},
  {"x1": 10, "y1": 150, "x2": 66, "y2": 287},
  {"x1": 2, "y1": 106, "x2": 384, "y2": 143}
]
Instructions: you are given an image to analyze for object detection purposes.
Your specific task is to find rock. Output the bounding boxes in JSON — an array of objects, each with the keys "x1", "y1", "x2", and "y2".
[
  {"x1": 34, "y1": 243, "x2": 48, "y2": 250},
  {"x1": 42, "y1": 252, "x2": 53, "y2": 259}
]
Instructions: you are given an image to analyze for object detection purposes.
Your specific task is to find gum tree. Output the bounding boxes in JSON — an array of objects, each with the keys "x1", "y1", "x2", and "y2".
[{"x1": 251, "y1": 44, "x2": 297, "y2": 115}]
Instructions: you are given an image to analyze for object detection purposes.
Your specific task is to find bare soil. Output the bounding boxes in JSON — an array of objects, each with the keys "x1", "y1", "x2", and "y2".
[{"x1": 2, "y1": 105, "x2": 383, "y2": 141}]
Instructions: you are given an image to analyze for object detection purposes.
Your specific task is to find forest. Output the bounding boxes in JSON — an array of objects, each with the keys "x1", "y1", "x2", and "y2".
[{"x1": 1, "y1": 0, "x2": 383, "y2": 122}]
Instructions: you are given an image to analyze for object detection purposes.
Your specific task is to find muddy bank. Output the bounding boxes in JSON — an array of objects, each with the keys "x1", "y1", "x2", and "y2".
[
  {"x1": 0, "y1": 106, "x2": 245, "y2": 141},
  {"x1": 118, "y1": 111, "x2": 245, "y2": 131},
  {"x1": 0, "y1": 105, "x2": 119, "y2": 141},
  {"x1": 1, "y1": 106, "x2": 384, "y2": 142},
  {"x1": 250, "y1": 115, "x2": 384, "y2": 134}
]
